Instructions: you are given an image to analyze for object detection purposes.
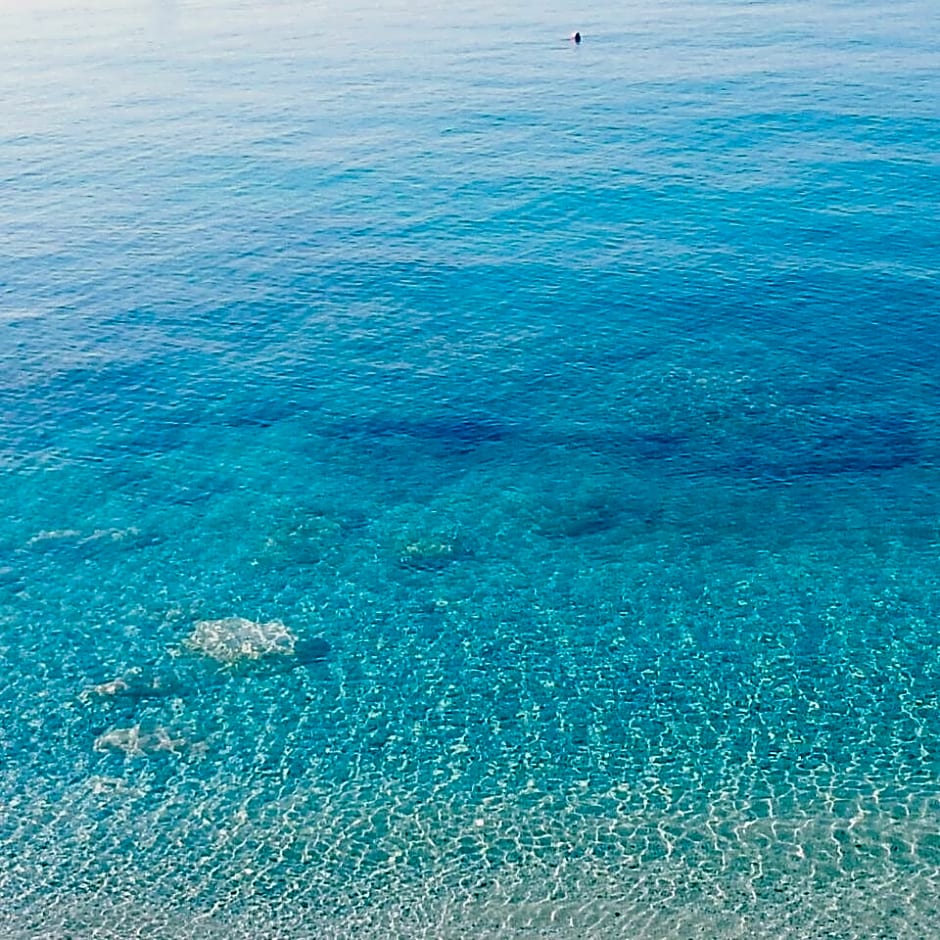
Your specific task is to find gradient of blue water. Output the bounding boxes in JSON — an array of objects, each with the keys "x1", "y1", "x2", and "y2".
[{"x1": 2, "y1": 1, "x2": 940, "y2": 937}]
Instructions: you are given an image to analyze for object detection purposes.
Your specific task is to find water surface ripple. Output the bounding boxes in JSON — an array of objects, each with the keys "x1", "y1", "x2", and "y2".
[{"x1": 1, "y1": 0, "x2": 939, "y2": 936}]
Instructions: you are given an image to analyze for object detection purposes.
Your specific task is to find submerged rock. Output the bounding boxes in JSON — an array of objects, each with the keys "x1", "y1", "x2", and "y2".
[
  {"x1": 79, "y1": 668, "x2": 177, "y2": 704},
  {"x1": 93, "y1": 724, "x2": 185, "y2": 757},
  {"x1": 398, "y1": 534, "x2": 474, "y2": 571},
  {"x1": 399, "y1": 538, "x2": 458, "y2": 570},
  {"x1": 294, "y1": 635, "x2": 332, "y2": 665},
  {"x1": 185, "y1": 616, "x2": 297, "y2": 664}
]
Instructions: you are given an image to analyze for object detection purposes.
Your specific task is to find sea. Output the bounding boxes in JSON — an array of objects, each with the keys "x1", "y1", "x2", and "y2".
[{"x1": 1, "y1": 0, "x2": 939, "y2": 936}]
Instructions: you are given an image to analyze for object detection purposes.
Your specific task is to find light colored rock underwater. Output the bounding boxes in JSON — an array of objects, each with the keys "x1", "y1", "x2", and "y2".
[
  {"x1": 93, "y1": 724, "x2": 185, "y2": 757},
  {"x1": 79, "y1": 668, "x2": 176, "y2": 703},
  {"x1": 185, "y1": 616, "x2": 297, "y2": 663}
]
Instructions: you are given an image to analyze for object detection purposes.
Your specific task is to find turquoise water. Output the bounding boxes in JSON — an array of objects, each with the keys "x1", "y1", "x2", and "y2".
[{"x1": 2, "y1": 0, "x2": 940, "y2": 936}]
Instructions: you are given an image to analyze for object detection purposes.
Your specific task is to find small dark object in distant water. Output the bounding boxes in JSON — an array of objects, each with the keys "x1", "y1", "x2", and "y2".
[{"x1": 573, "y1": 31, "x2": 581, "y2": 43}]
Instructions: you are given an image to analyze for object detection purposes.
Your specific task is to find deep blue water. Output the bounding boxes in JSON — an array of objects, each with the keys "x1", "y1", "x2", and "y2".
[{"x1": 2, "y1": 1, "x2": 940, "y2": 937}]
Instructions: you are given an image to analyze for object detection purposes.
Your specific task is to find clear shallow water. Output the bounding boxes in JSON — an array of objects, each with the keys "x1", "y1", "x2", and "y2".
[{"x1": 2, "y1": 0, "x2": 940, "y2": 936}]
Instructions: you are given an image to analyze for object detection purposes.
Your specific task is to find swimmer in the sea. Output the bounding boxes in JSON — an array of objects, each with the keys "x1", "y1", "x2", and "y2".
[{"x1": 571, "y1": 31, "x2": 581, "y2": 43}]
